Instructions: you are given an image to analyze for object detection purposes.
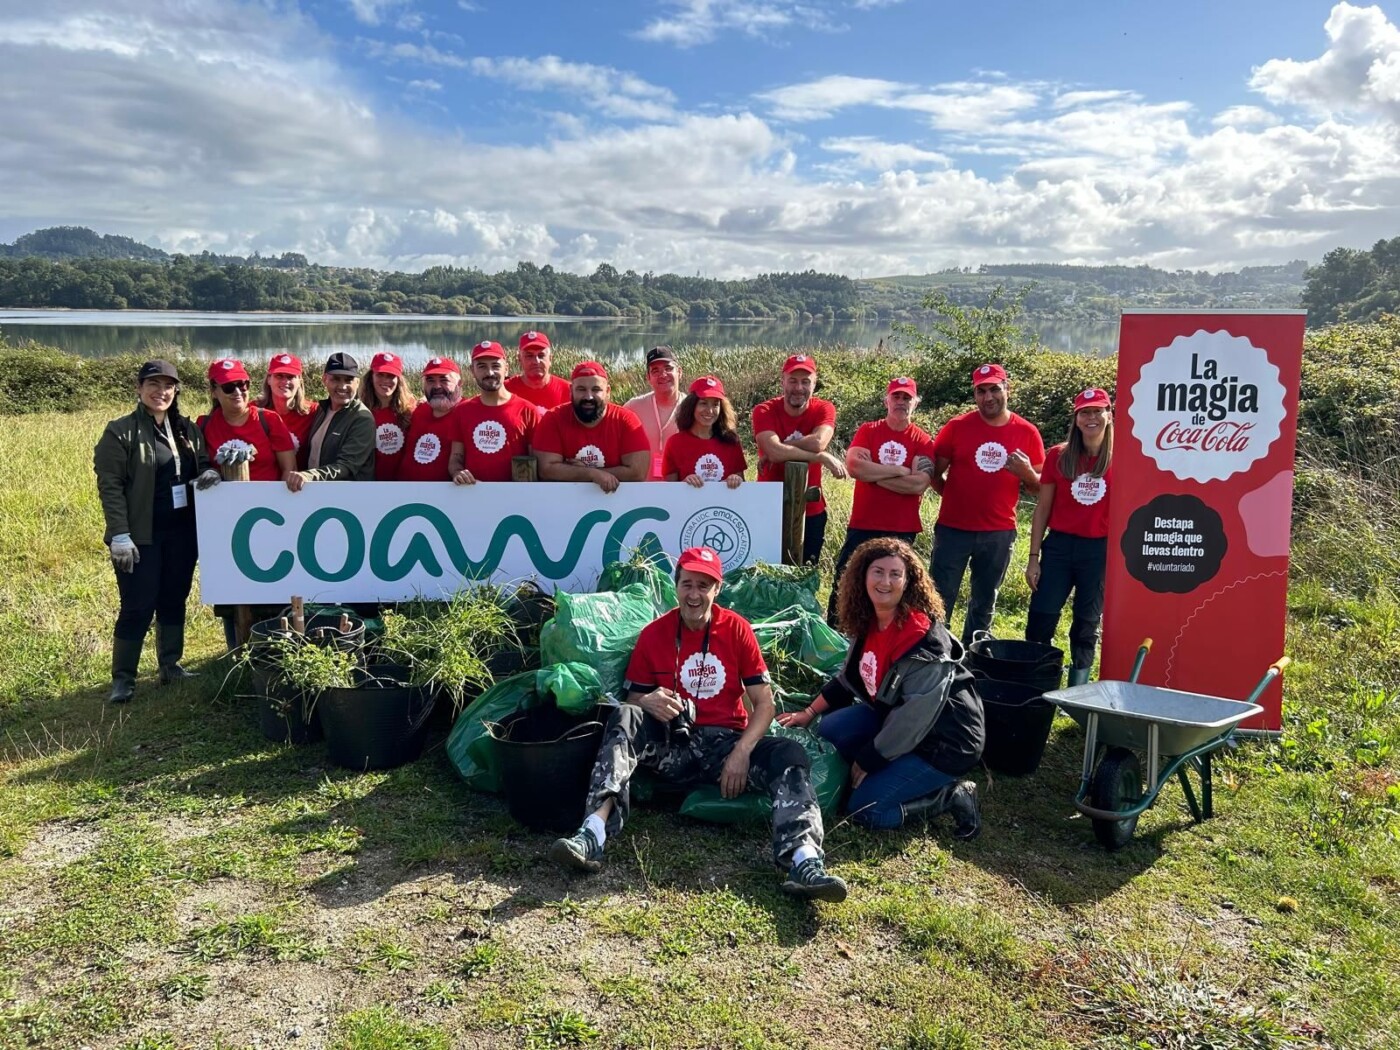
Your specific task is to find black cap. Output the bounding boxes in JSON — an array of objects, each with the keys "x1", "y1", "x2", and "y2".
[
  {"x1": 645, "y1": 345, "x2": 676, "y2": 366},
  {"x1": 137, "y1": 359, "x2": 179, "y2": 382},
  {"x1": 324, "y1": 352, "x2": 360, "y2": 376}
]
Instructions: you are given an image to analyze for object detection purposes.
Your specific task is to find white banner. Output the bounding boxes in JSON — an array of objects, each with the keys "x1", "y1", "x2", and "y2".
[{"x1": 195, "y1": 481, "x2": 783, "y2": 603}]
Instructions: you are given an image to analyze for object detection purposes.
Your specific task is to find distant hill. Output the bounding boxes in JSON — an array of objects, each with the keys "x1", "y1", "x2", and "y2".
[{"x1": 0, "y1": 226, "x2": 171, "y2": 262}]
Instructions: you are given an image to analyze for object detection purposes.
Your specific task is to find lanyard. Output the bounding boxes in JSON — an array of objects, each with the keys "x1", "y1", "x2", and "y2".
[
  {"x1": 674, "y1": 613, "x2": 713, "y2": 698},
  {"x1": 160, "y1": 416, "x2": 183, "y2": 482},
  {"x1": 651, "y1": 395, "x2": 678, "y2": 444}
]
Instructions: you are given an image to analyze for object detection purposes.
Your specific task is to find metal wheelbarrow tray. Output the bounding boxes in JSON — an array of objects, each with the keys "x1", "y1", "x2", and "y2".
[{"x1": 1042, "y1": 642, "x2": 1284, "y2": 850}]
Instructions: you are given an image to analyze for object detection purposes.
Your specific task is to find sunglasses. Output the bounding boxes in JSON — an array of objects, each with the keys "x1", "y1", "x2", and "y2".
[{"x1": 219, "y1": 380, "x2": 250, "y2": 394}]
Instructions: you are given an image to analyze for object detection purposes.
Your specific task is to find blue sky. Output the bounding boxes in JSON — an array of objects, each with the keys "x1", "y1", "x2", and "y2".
[{"x1": 2, "y1": 1, "x2": 1396, "y2": 275}]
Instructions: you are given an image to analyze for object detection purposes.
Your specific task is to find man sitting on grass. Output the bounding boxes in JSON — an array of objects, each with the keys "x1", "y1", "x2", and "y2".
[{"x1": 550, "y1": 546, "x2": 848, "y2": 903}]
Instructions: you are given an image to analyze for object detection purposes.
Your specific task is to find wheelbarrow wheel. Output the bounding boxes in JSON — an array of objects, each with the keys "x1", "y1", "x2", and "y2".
[{"x1": 1090, "y1": 747, "x2": 1142, "y2": 850}]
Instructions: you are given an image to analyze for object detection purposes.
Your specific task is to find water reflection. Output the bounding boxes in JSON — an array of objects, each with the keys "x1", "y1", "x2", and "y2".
[{"x1": 0, "y1": 310, "x2": 1119, "y2": 363}]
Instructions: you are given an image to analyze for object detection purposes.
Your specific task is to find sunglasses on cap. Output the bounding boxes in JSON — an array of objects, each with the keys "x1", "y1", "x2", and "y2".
[{"x1": 219, "y1": 380, "x2": 251, "y2": 394}]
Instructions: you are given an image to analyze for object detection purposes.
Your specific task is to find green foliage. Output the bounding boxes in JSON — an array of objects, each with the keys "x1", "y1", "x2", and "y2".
[
  {"x1": 1297, "y1": 317, "x2": 1400, "y2": 460},
  {"x1": 330, "y1": 1007, "x2": 449, "y2": 1050}
]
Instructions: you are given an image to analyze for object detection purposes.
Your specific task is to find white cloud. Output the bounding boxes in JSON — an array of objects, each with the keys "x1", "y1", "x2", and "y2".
[
  {"x1": 758, "y1": 75, "x2": 911, "y2": 120},
  {"x1": 406, "y1": 78, "x2": 442, "y2": 92},
  {"x1": 346, "y1": 0, "x2": 410, "y2": 27},
  {"x1": 636, "y1": 1, "x2": 817, "y2": 48},
  {"x1": 2, "y1": 0, "x2": 1399, "y2": 277},
  {"x1": 362, "y1": 38, "x2": 468, "y2": 67},
  {"x1": 1213, "y1": 105, "x2": 1281, "y2": 129},
  {"x1": 469, "y1": 55, "x2": 677, "y2": 121},
  {"x1": 850, "y1": 0, "x2": 906, "y2": 8},
  {"x1": 1251, "y1": 2, "x2": 1400, "y2": 118},
  {"x1": 820, "y1": 136, "x2": 948, "y2": 170}
]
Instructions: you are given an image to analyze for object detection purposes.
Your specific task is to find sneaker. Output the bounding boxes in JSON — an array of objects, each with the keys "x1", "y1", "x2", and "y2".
[
  {"x1": 549, "y1": 826, "x2": 605, "y2": 872},
  {"x1": 781, "y1": 857, "x2": 848, "y2": 903},
  {"x1": 948, "y1": 781, "x2": 981, "y2": 841}
]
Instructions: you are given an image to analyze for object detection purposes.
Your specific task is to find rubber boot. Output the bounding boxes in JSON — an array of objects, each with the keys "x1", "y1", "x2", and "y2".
[
  {"x1": 899, "y1": 784, "x2": 955, "y2": 824},
  {"x1": 156, "y1": 623, "x2": 198, "y2": 685},
  {"x1": 899, "y1": 781, "x2": 981, "y2": 840},
  {"x1": 1067, "y1": 666, "x2": 1092, "y2": 687},
  {"x1": 109, "y1": 636, "x2": 144, "y2": 704},
  {"x1": 221, "y1": 614, "x2": 239, "y2": 654}
]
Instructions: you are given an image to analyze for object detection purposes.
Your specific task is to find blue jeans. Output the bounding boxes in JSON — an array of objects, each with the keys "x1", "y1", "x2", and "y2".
[
  {"x1": 930, "y1": 524, "x2": 1016, "y2": 645},
  {"x1": 818, "y1": 704, "x2": 956, "y2": 830}
]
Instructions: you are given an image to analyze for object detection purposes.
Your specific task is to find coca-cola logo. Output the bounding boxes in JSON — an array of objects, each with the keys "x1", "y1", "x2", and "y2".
[
  {"x1": 679, "y1": 651, "x2": 726, "y2": 700},
  {"x1": 1129, "y1": 330, "x2": 1286, "y2": 483}
]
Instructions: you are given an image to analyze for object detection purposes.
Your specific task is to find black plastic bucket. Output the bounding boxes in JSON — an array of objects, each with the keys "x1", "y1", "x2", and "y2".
[
  {"x1": 967, "y1": 633, "x2": 1064, "y2": 693},
  {"x1": 318, "y1": 665, "x2": 435, "y2": 771},
  {"x1": 490, "y1": 706, "x2": 604, "y2": 833},
  {"x1": 975, "y1": 676, "x2": 1057, "y2": 776},
  {"x1": 246, "y1": 613, "x2": 365, "y2": 743}
]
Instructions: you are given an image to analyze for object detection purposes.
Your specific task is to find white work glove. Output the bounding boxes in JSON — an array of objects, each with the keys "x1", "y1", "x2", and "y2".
[
  {"x1": 110, "y1": 533, "x2": 139, "y2": 573},
  {"x1": 194, "y1": 469, "x2": 222, "y2": 491},
  {"x1": 215, "y1": 444, "x2": 255, "y2": 466}
]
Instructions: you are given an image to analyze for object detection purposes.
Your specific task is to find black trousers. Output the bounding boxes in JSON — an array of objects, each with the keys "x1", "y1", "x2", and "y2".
[
  {"x1": 114, "y1": 522, "x2": 199, "y2": 641},
  {"x1": 802, "y1": 509, "x2": 828, "y2": 567},
  {"x1": 1025, "y1": 530, "x2": 1107, "y2": 670}
]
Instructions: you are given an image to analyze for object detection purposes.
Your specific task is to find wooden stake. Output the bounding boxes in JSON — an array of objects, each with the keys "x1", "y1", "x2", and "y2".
[
  {"x1": 782, "y1": 460, "x2": 808, "y2": 566},
  {"x1": 290, "y1": 596, "x2": 305, "y2": 634},
  {"x1": 512, "y1": 455, "x2": 539, "y2": 482},
  {"x1": 218, "y1": 458, "x2": 251, "y2": 642}
]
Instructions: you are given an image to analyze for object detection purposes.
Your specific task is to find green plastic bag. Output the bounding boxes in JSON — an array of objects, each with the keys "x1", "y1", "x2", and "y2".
[
  {"x1": 677, "y1": 724, "x2": 848, "y2": 824},
  {"x1": 536, "y1": 662, "x2": 605, "y2": 716},
  {"x1": 719, "y1": 562, "x2": 822, "y2": 620},
  {"x1": 539, "y1": 583, "x2": 657, "y2": 695},
  {"x1": 751, "y1": 604, "x2": 850, "y2": 699},
  {"x1": 597, "y1": 553, "x2": 676, "y2": 615},
  {"x1": 445, "y1": 662, "x2": 609, "y2": 791}
]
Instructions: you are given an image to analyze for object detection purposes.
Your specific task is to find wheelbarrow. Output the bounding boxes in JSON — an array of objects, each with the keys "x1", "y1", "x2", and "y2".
[{"x1": 1043, "y1": 639, "x2": 1289, "y2": 850}]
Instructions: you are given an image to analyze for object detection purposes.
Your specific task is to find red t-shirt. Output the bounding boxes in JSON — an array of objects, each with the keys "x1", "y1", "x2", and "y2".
[
  {"x1": 624, "y1": 606, "x2": 769, "y2": 730},
  {"x1": 371, "y1": 406, "x2": 410, "y2": 481},
  {"x1": 752, "y1": 396, "x2": 837, "y2": 516},
  {"x1": 533, "y1": 403, "x2": 649, "y2": 468},
  {"x1": 504, "y1": 374, "x2": 571, "y2": 410},
  {"x1": 857, "y1": 610, "x2": 932, "y2": 699},
  {"x1": 275, "y1": 407, "x2": 316, "y2": 457},
  {"x1": 662, "y1": 431, "x2": 748, "y2": 483},
  {"x1": 932, "y1": 411, "x2": 1045, "y2": 532},
  {"x1": 199, "y1": 406, "x2": 294, "y2": 482},
  {"x1": 456, "y1": 396, "x2": 538, "y2": 482},
  {"x1": 395, "y1": 403, "x2": 461, "y2": 482},
  {"x1": 849, "y1": 419, "x2": 938, "y2": 533},
  {"x1": 1044, "y1": 443, "x2": 1112, "y2": 538}
]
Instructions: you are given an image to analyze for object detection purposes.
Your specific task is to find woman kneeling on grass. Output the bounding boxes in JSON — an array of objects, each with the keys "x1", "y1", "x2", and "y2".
[
  {"x1": 778, "y1": 537, "x2": 985, "y2": 835},
  {"x1": 1024, "y1": 387, "x2": 1114, "y2": 686},
  {"x1": 94, "y1": 360, "x2": 220, "y2": 703}
]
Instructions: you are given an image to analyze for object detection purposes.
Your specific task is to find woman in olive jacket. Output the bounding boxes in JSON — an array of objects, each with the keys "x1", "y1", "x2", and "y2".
[{"x1": 94, "y1": 360, "x2": 219, "y2": 703}]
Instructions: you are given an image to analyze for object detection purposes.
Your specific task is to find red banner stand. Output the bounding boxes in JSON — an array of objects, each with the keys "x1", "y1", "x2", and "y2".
[{"x1": 1101, "y1": 311, "x2": 1305, "y2": 733}]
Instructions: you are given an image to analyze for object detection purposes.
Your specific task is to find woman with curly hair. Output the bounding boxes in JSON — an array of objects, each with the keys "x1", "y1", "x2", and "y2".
[
  {"x1": 778, "y1": 537, "x2": 985, "y2": 834},
  {"x1": 662, "y1": 375, "x2": 747, "y2": 488},
  {"x1": 360, "y1": 350, "x2": 418, "y2": 480}
]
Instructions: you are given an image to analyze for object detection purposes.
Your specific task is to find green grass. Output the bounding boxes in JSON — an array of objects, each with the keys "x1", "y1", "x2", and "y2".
[{"x1": 0, "y1": 394, "x2": 1397, "y2": 1049}]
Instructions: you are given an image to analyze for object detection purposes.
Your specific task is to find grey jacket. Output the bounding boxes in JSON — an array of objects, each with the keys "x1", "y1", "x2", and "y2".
[
  {"x1": 820, "y1": 620, "x2": 985, "y2": 776},
  {"x1": 300, "y1": 397, "x2": 375, "y2": 481},
  {"x1": 94, "y1": 404, "x2": 210, "y2": 545}
]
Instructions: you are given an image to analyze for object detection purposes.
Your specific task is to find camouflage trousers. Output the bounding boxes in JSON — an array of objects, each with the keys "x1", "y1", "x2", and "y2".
[{"x1": 584, "y1": 702, "x2": 825, "y2": 867}]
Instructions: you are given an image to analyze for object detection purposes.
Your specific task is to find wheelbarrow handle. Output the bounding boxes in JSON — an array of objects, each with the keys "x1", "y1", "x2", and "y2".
[
  {"x1": 1129, "y1": 638, "x2": 1153, "y2": 683},
  {"x1": 1243, "y1": 655, "x2": 1290, "y2": 706}
]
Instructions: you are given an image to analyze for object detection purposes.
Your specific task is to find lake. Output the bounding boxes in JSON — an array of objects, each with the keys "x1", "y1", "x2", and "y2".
[{"x1": 0, "y1": 309, "x2": 1120, "y2": 366}]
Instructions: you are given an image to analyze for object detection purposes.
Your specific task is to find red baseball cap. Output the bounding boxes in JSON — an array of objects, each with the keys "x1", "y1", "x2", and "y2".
[
  {"x1": 972, "y1": 363, "x2": 1008, "y2": 387},
  {"x1": 370, "y1": 351, "x2": 403, "y2": 376},
  {"x1": 676, "y1": 546, "x2": 724, "y2": 581},
  {"x1": 887, "y1": 376, "x2": 917, "y2": 396},
  {"x1": 571, "y1": 361, "x2": 608, "y2": 380},
  {"x1": 471, "y1": 341, "x2": 506, "y2": 361},
  {"x1": 1074, "y1": 387, "x2": 1112, "y2": 411},
  {"x1": 208, "y1": 358, "x2": 250, "y2": 384},
  {"x1": 689, "y1": 375, "x2": 727, "y2": 399},
  {"x1": 423, "y1": 356, "x2": 460, "y2": 377},
  {"x1": 267, "y1": 353, "x2": 302, "y2": 376},
  {"x1": 519, "y1": 330, "x2": 551, "y2": 352},
  {"x1": 783, "y1": 353, "x2": 817, "y2": 375}
]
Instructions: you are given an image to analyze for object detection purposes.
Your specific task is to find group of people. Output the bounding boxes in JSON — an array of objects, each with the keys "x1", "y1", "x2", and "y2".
[{"x1": 93, "y1": 335, "x2": 1115, "y2": 901}]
